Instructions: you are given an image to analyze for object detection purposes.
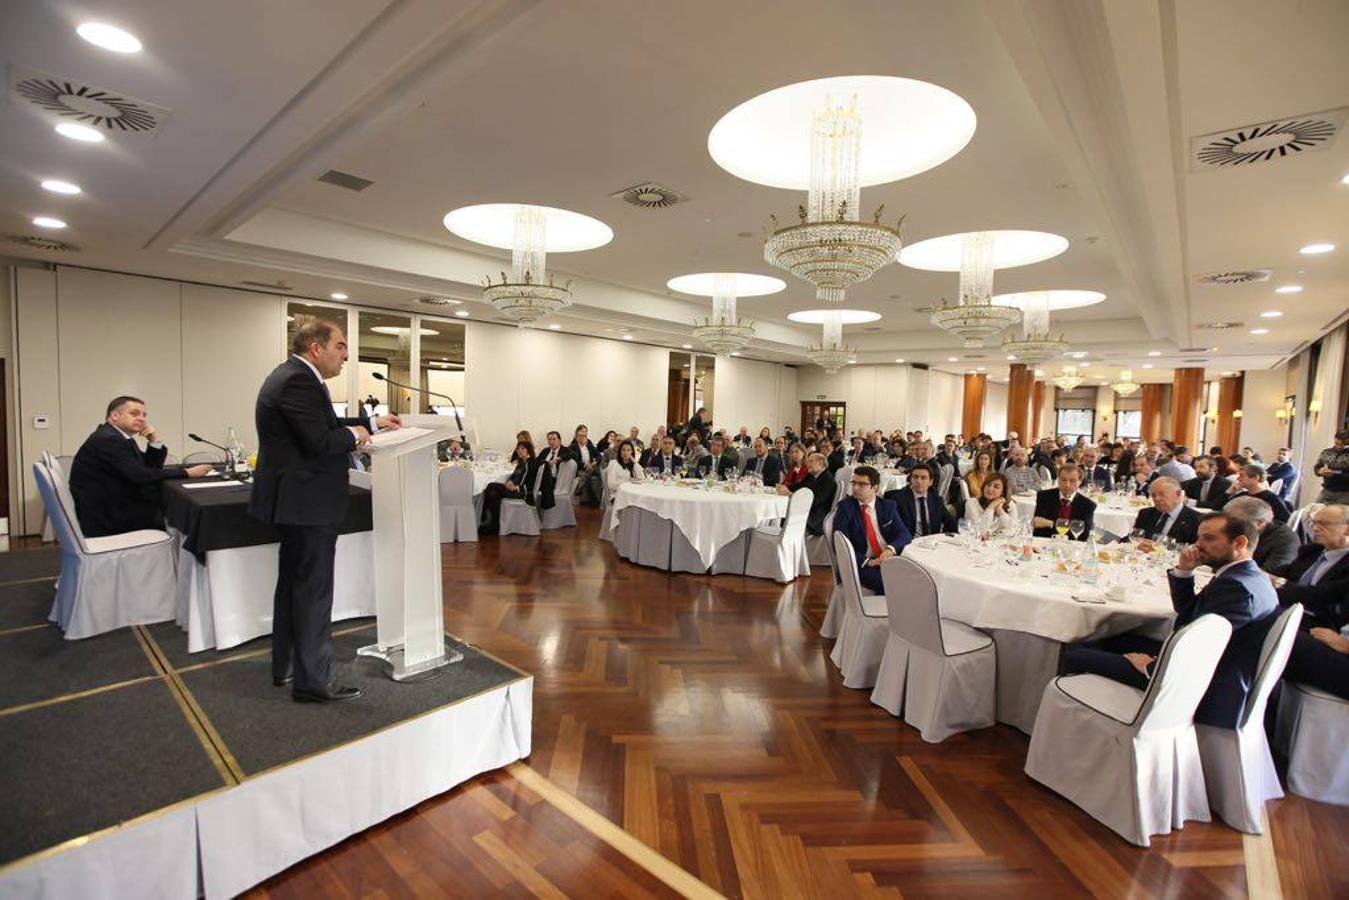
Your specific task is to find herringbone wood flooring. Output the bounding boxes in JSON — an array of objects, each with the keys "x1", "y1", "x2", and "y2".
[{"x1": 250, "y1": 508, "x2": 1348, "y2": 898}]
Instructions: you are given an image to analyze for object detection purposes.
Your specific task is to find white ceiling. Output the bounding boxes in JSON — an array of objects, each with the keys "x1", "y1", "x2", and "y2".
[{"x1": 1, "y1": 0, "x2": 1343, "y2": 385}]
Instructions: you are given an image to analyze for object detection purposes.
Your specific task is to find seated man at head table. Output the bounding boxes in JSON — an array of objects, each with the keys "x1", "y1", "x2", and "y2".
[
  {"x1": 1030, "y1": 463, "x2": 1097, "y2": 539},
  {"x1": 68, "y1": 395, "x2": 214, "y2": 537},
  {"x1": 1062, "y1": 512, "x2": 1279, "y2": 728},
  {"x1": 832, "y1": 464, "x2": 912, "y2": 594},
  {"x1": 777, "y1": 451, "x2": 837, "y2": 537},
  {"x1": 1276, "y1": 504, "x2": 1349, "y2": 699},
  {"x1": 1127, "y1": 477, "x2": 1203, "y2": 548},
  {"x1": 1224, "y1": 495, "x2": 1298, "y2": 578}
]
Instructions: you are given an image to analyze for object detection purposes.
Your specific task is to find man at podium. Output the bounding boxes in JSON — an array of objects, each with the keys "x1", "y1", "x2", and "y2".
[{"x1": 250, "y1": 320, "x2": 400, "y2": 703}]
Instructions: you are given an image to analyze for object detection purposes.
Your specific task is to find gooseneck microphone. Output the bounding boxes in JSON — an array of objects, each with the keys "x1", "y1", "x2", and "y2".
[
  {"x1": 371, "y1": 371, "x2": 468, "y2": 446},
  {"x1": 187, "y1": 432, "x2": 240, "y2": 479},
  {"x1": 188, "y1": 432, "x2": 230, "y2": 455}
]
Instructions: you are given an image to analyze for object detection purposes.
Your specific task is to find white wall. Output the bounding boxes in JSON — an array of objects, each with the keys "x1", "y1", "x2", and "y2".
[
  {"x1": 795, "y1": 363, "x2": 962, "y2": 437},
  {"x1": 714, "y1": 356, "x2": 799, "y2": 436},
  {"x1": 426, "y1": 369, "x2": 465, "y2": 406},
  {"x1": 982, "y1": 381, "x2": 1008, "y2": 440},
  {"x1": 13, "y1": 267, "x2": 60, "y2": 532},
  {"x1": 1240, "y1": 367, "x2": 1288, "y2": 459}
]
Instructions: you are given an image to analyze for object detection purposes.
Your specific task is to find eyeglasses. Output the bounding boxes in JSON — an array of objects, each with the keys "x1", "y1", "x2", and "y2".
[{"x1": 850, "y1": 480, "x2": 873, "y2": 488}]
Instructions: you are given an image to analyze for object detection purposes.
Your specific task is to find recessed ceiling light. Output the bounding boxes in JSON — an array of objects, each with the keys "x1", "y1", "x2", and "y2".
[
  {"x1": 846, "y1": 360, "x2": 857, "y2": 365},
  {"x1": 1006, "y1": 355, "x2": 1017, "y2": 361},
  {"x1": 947, "y1": 356, "x2": 958, "y2": 362},
  {"x1": 548, "y1": 324, "x2": 560, "y2": 330},
  {"x1": 371, "y1": 326, "x2": 439, "y2": 336},
  {"x1": 992, "y1": 289, "x2": 1106, "y2": 310},
  {"x1": 1341, "y1": 173, "x2": 1349, "y2": 185},
  {"x1": 1249, "y1": 328, "x2": 1270, "y2": 335},
  {"x1": 1299, "y1": 243, "x2": 1335, "y2": 255},
  {"x1": 894, "y1": 358, "x2": 905, "y2": 363},
  {"x1": 681, "y1": 344, "x2": 692, "y2": 349},
  {"x1": 1275, "y1": 285, "x2": 1302, "y2": 294},
  {"x1": 40, "y1": 179, "x2": 81, "y2": 195},
  {"x1": 1147, "y1": 350, "x2": 1162, "y2": 357},
  {"x1": 1142, "y1": 364, "x2": 1154, "y2": 369},
  {"x1": 730, "y1": 351, "x2": 739, "y2": 356},
  {"x1": 1260, "y1": 311, "x2": 1283, "y2": 318},
  {"x1": 976, "y1": 366, "x2": 986, "y2": 371},
  {"x1": 77, "y1": 22, "x2": 143, "y2": 53},
  {"x1": 1069, "y1": 351, "x2": 1088, "y2": 359},
  {"x1": 55, "y1": 122, "x2": 104, "y2": 143},
  {"x1": 32, "y1": 216, "x2": 66, "y2": 229},
  {"x1": 1208, "y1": 347, "x2": 1219, "y2": 352},
  {"x1": 1034, "y1": 370, "x2": 1046, "y2": 376},
  {"x1": 622, "y1": 335, "x2": 634, "y2": 341},
  {"x1": 330, "y1": 292, "x2": 348, "y2": 300},
  {"x1": 454, "y1": 311, "x2": 469, "y2": 318}
]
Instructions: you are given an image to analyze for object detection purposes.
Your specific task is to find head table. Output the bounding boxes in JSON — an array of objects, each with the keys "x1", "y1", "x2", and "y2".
[
  {"x1": 612, "y1": 480, "x2": 788, "y2": 572},
  {"x1": 1011, "y1": 490, "x2": 1151, "y2": 539},
  {"x1": 900, "y1": 532, "x2": 1180, "y2": 731}
]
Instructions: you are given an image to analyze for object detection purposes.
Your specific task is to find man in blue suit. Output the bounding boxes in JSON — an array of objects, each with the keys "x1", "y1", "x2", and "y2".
[
  {"x1": 1063, "y1": 512, "x2": 1278, "y2": 728},
  {"x1": 743, "y1": 436, "x2": 784, "y2": 486},
  {"x1": 884, "y1": 462, "x2": 954, "y2": 537},
  {"x1": 832, "y1": 464, "x2": 912, "y2": 593}
]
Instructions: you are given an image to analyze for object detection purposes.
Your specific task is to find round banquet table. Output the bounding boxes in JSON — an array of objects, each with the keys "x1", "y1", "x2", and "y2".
[
  {"x1": 876, "y1": 470, "x2": 907, "y2": 494},
  {"x1": 901, "y1": 534, "x2": 1176, "y2": 732},
  {"x1": 468, "y1": 464, "x2": 514, "y2": 495},
  {"x1": 1012, "y1": 491, "x2": 1149, "y2": 539},
  {"x1": 612, "y1": 481, "x2": 787, "y2": 571}
]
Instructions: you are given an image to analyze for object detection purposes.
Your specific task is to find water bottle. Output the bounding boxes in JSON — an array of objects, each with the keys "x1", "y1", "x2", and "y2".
[{"x1": 227, "y1": 427, "x2": 248, "y2": 475}]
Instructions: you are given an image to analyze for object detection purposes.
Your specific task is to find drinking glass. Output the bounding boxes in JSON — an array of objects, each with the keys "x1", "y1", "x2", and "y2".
[
  {"x1": 1055, "y1": 518, "x2": 1070, "y2": 539},
  {"x1": 1069, "y1": 519, "x2": 1085, "y2": 541}
]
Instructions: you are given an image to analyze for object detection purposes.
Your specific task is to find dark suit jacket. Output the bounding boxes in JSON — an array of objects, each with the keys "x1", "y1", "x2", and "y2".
[
  {"x1": 1183, "y1": 474, "x2": 1232, "y2": 510},
  {"x1": 644, "y1": 451, "x2": 683, "y2": 474},
  {"x1": 1085, "y1": 463, "x2": 1114, "y2": 491},
  {"x1": 695, "y1": 450, "x2": 739, "y2": 479},
  {"x1": 833, "y1": 496, "x2": 911, "y2": 563},
  {"x1": 536, "y1": 445, "x2": 574, "y2": 507},
  {"x1": 794, "y1": 470, "x2": 836, "y2": 536},
  {"x1": 1131, "y1": 472, "x2": 1158, "y2": 496},
  {"x1": 1278, "y1": 545, "x2": 1349, "y2": 628},
  {"x1": 69, "y1": 423, "x2": 189, "y2": 537},
  {"x1": 684, "y1": 415, "x2": 709, "y2": 447},
  {"x1": 568, "y1": 439, "x2": 600, "y2": 470},
  {"x1": 1168, "y1": 559, "x2": 1279, "y2": 728},
  {"x1": 884, "y1": 486, "x2": 954, "y2": 537},
  {"x1": 742, "y1": 452, "x2": 784, "y2": 487},
  {"x1": 505, "y1": 457, "x2": 540, "y2": 506},
  {"x1": 1252, "y1": 521, "x2": 1299, "y2": 578},
  {"x1": 826, "y1": 449, "x2": 845, "y2": 474},
  {"x1": 1130, "y1": 504, "x2": 1203, "y2": 545},
  {"x1": 1030, "y1": 489, "x2": 1096, "y2": 539},
  {"x1": 249, "y1": 357, "x2": 366, "y2": 527},
  {"x1": 1253, "y1": 489, "x2": 1291, "y2": 524}
]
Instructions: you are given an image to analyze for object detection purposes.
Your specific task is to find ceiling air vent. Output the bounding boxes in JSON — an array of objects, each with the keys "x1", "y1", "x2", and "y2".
[
  {"x1": 1191, "y1": 107, "x2": 1347, "y2": 170},
  {"x1": 316, "y1": 169, "x2": 374, "y2": 192},
  {"x1": 611, "y1": 181, "x2": 685, "y2": 209},
  {"x1": 6, "y1": 233, "x2": 80, "y2": 252},
  {"x1": 9, "y1": 65, "x2": 169, "y2": 136},
  {"x1": 1178, "y1": 347, "x2": 1211, "y2": 353},
  {"x1": 416, "y1": 296, "x2": 461, "y2": 307},
  {"x1": 239, "y1": 280, "x2": 294, "y2": 292},
  {"x1": 1197, "y1": 321, "x2": 1244, "y2": 330},
  {"x1": 1182, "y1": 358, "x2": 1209, "y2": 364},
  {"x1": 1195, "y1": 270, "x2": 1270, "y2": 286}
]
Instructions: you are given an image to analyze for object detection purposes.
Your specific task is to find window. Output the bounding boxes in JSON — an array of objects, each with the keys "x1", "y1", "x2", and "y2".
[
  {"x1": 1055, "y1": 408, "x2": 1094, "y2": 442},
  {"x1": 1115, "y1": 410, "x2": 1141, "y2": 440}
]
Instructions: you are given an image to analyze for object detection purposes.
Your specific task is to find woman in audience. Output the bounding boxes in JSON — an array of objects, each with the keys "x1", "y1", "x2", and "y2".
[
  {"x1": 964, "y1": 473, "x2": 1018, "y2": 534},
  {"x1": 596, "y1": 429, "x2": 618, "y2": 456},
  {"x1": 479, "y1": 440, "x2": 538, "y2": 534},
  {"x1": 758, "y1": 426, "x2": 773, "y2": 442},
  {"x1": 605, "y1": 439, "x2": 645, "y2": 494},
  {"x1": 965, "y1": 450, "x2": 995, "y2": 498},
  {"x1": 782, "y1": 444, "x2": 808, "y2": 489},
  {"x1": 516, "y1": 429, "x2": 533, "y2": 447}
]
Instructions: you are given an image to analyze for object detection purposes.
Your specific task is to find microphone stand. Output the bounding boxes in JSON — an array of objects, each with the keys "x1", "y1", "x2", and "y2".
[
  {"x1": 371, "y1": 372, "x2": 469, "y2": 451},
  {"x1": 187, "y1": 432, "x2": 246, "y2": 481}
]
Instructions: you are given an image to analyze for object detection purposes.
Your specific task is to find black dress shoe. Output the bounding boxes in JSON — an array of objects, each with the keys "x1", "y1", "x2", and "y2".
[
  {"x1": 273, "y1": 674, "x2": 293, "y2": 687},
  {"x1": 292, "y1": 684, "x2": 362, "y2": 703}
]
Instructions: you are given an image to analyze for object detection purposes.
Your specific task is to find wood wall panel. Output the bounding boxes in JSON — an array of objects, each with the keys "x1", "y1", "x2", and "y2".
[
  {"x1": 1172, "y1": 368, "x2": 1205, "y2": 448},
  {"x1": 962, "y1": 373, "x2": 986, "y2": 437},
  {"x1": 1141, "y1": 383, "x2": 1165, "y2": 442}
]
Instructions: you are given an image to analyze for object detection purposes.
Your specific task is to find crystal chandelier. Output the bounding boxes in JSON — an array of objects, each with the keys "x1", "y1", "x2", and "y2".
[
  {"x1": 806, "y1": 309, "x2": 857, "y2": 373},
  {"x1": 763, "y1": 96, "x2": 904, "y2": 303},
  {"x1": 1111, "y1": 369, "x2": 1141, "y2": 396},
  {"x1": 692, "y1": 274, "x2": 756, "y2": 356},
  {"x1": 929, "y1": 232, "x2": 1022, "y2": 347},
  {"x1": 1001, "y1": 291, "x2": 1068, "y2": 363},
  {"x1": 1052, "y1": 364, "x2": 1084, "y2": 392},
  {"x1": 481, "y1": 206, "x2": 572, "y2": 325}
]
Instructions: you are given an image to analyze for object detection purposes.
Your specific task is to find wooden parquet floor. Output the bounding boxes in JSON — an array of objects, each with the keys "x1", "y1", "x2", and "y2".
[{"x1": 249, "y1": 508, "x2": 1348, "y2": 898}]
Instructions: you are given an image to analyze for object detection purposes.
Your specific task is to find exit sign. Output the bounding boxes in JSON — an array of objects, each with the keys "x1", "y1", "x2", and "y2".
[{"x1": 816, "y1": 394, "x2": 827, "y2": 400}]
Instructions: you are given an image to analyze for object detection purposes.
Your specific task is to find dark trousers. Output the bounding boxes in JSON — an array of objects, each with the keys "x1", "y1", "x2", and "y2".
[
  {"x1": 273, "y1": 524, "x2": 339, "y2": 691},
  {"x1": 578, "y1": 467, "x2": 603, "y2": 506},
  {"x1": 479, "y1": 483, "x2": 527, "y2": 534},
  {"x1": 858, "y1": 560, "x2": 884, "y2": 594},
  {"x1": 1062, "y1": 632, "x2": 1163, "y2": 690},
  {"x1": 1282, "y1": 629, "x2": 1349, "y2": 700}
]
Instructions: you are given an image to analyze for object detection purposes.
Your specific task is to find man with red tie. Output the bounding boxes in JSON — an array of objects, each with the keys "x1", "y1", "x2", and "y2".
[
  {"x1": 832, "y1": 464, "x2": 912, "y2": 593},
  {"x1": 1030, "y1": 463, "x2": 1097, "y2": 539}
]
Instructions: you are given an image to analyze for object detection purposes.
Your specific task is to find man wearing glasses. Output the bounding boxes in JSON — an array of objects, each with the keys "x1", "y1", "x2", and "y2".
[{"x1": 832, "y1": 465, "x2": 912, "y2": 593}]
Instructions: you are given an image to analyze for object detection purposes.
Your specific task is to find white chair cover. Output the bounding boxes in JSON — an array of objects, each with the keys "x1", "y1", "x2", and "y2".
[
  {"x1": 870, "y1": 556, "x2": 996, "y2": 742},
  {"x1": 33, "y1": 462, "x2": 177, "y2": 640},
  {"x1": 805, "y1": 501, "x2": 833, "y2": 567},
  {"x1": 937, "y1": 463, "x2": 955, "y2": 504},
  {"x1": 744, "y1": 488, "x2": 812, "y2": 583},
  {"x1": 1288, "y1": 503, "x2": 1324, "y2": 545},
  {"x1": 598, "y1": 479, "x2": 615, "y2": 542},
  {"x1": 1267, "y1": 478, "x2": 1284, "y2": 495},
  {"x1": 40, "y1": 452, "x2": 62, "y2": 543},
  {"x1": 1024, "y1": 614, "x2": 1233, "y2": 847},
  {"x1": 438, "y1": 466, "x2": 478, "y2": 542},
  {"x1": 498, "y1": 465, "x2": 543, "y2": 537},
  {"x1": 1275, "y1": 682, "x2": 1349, "y2": 805},
  {"x1": 539, "y1": 459, "x2": 578, "y2": 530},
  {"x1": 828, "y1": 531, "x2": 889, "y2": 689},
  {"x1": 1196, "y1": 604, "x2": 1302, "y2": 832}
]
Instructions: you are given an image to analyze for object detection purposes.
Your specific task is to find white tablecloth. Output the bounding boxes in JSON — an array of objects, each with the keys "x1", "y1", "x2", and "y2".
[
  {"x1": 611, "y1": 481, "x2": 787, "y2": 568},
  {"x1": 876, "y1": 470, "x2": 907, "y2": 493},
  {"x1": 1012, "y1": 492, "x2": 1148, "y2": 539},
  {"x1": 461, "y1": 465, "x2": 513, "y2": 495}
]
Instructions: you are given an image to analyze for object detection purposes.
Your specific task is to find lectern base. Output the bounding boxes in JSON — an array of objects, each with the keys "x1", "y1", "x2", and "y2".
[{"x1": 357, "y1": 641, "x2": 465, "y2": 682}]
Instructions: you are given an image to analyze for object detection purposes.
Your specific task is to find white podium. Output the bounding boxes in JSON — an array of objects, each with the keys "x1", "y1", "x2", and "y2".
[{"x1": 356, "y1": 423, "x2": 464, "y2": 680}]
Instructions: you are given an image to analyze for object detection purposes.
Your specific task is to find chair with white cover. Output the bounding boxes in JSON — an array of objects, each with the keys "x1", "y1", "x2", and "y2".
[
  {"x1": 40, "y1": 452, "x2": 62, "y2": 542},
  {"x1": 498, "y1": 465, "x2": 543, "y2": 537},
  {"x1": 937, "y1": 463, "x2": 955, "y2": 505},
  {"x1": 1267, "y1": 478, "x2": 1284, "y2": 496},
  {"x1": 806, "y1": 508, "x2": 833, "y2": 567},
  {"x1": 437, "y1": 466, "x2": 478, "y2": 542},
  {"x1": 1195, "y1": 604, "x2": 1301, "y2": 832},
  {"x1": 744, "y1": 488, "x2": 812, "y2": 582},
  {"x1": 1275, "y1": 680, "x2": 1349, "y2": 805},
  {"x1": 598, "y1": 478, "x2": 615, "y2": 542},
  {"x1": 539, "y1": 459, "x2": 578, "y2": 530},
  {"x1": 1024, "y1": 614, "x2": 1233, "y2": 847},
  {"x1": 828, "y1": 531, "x2": 889, "y2": 689},
  {"x1": 1288, "y1": 503, "x2": 1323, "y2": 545},
  {"x1": 32, "y1": 462, "x2": 177, "y2": 640},
  {"x1": 834, "y1": 466, "x2": 853, "y2": 511},
  {"x1": 870, "y1": 556, "x2": 996, "y2": 742}
]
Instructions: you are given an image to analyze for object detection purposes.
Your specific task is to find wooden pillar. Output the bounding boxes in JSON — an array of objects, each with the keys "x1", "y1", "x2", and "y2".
[
  {"x1": 1171, "y1": 367, "x2": 1205, "y2": 448},
  {"x1": 1030, "y1": 381, "x2": 1045, "y2": 440},
  {"x1": 1006, "y1": 363, "x2": 1034, "y2": 441},
  {"x1": 1140, "y1": 383, "x2": 1165, "y2": 442},
  {"x1": 1216, "y1": 374, "x2": 1244, "y2": 452},
  {"x1": 962, "y1": 373, "x2": 986, "y2": 437}
]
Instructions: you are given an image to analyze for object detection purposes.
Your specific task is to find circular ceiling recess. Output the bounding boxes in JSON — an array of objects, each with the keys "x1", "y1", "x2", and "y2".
[
  {"x1": 899, "y1": 230, "x2": 1069, "y2": 271},
  {"x1": 442, "y1": 204, "x2": 613, "y2": 252},
  {"x1": 991, "y1": 289, "x2": 1105, "y2": 310},
  {"x1": 708, "y1": 75, "x2": 976, "y2": 189},
  {"x1": 666, "y1": 273, "x2": 786, "y2": 297},
  {"x1": 788, "y1": 309, "x2": 882, "y2": 325}
]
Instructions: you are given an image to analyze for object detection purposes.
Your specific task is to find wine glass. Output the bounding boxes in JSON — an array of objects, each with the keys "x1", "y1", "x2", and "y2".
[
  {"x1": 1069, "y1": 519, "x2": 1085, "y2": 541},
  {"x1": 1055, "y1": 517, "x2": 1070, "y2": 540}
]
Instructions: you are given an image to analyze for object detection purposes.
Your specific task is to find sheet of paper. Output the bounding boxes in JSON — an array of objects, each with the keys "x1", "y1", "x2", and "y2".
[
  {"x1": 366, "y1": 426, "x2": 433, "y2": 449},
  {"x1": 182, "y1": 480, "x2": 241, "y2": 490}
]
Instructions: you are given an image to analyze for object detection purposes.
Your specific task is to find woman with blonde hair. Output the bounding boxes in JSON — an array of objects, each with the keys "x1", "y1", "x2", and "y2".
[{"x1": 965, "y1": 449, "x2": 995, "y2": 499}]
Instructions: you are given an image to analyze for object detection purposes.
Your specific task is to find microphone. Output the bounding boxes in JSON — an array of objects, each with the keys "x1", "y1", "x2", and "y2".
[
  {"x1": 371, "y1": 372, "x2": 468, "y2": 446},
  {"x1": 188, "y1": 432, "x2": 238, "y2": 479}
]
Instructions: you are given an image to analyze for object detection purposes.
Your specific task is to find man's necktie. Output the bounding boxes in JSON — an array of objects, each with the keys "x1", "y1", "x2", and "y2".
[
  {"x1": 1298, "y1": 554, "x2": 1330, "y2": 586},
  {"x1": 863, "y1": 504, "x2": 884, "y2": 556},
  {"x1": 917, "y1": 497, "x2": 929, "y2": 536}
]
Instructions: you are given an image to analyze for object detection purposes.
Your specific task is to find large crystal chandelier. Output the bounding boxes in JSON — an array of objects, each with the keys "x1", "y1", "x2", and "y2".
[
  {"x1": 1111, "y1": 368, "x2": 1141, "y2": 396},
  {"x1": 806, "y1": 309, "x2": 857, "y2": 373},
  {"x1": 763, "y1": 96, "x2": 904, "y2": 303},
  {"x1": 929, "y1": 232, "x2": 1022, "y2": 347},
  {"x1": 1053, "y1": 364, "x2": 1084, "y2": 392},
  {"x1": 692, "y1": 274, "x2": 755, "y2": 356},
  {"x1": 481, "y1": 206, "x2": 572, "y2": 325},
  {"x1": 1001, "y1": 291, "x2": 1068, "y2": 363}
]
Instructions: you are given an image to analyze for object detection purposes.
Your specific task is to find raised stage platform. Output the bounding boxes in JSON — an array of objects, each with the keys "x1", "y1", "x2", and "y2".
[{"x1": 0, "y1": 547, "x2": 532, "y2": 899}]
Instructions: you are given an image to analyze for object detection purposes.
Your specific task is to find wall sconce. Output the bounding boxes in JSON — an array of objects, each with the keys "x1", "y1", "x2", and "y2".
[
  {"x1": 1308, "y1": 399, "x2": 1323, "y2": 414},
  {"x1": 1274, "y1": 408, "x2": 1288, "y2": 421},
  {"x1": 1232, "y1": 409, "x2": 1243, "y2": 419}
]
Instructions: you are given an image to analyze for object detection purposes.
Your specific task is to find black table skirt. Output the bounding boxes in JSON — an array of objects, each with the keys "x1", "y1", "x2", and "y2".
[{"x1": 161, "y1": 480, "x2": 373, "y2": 557}]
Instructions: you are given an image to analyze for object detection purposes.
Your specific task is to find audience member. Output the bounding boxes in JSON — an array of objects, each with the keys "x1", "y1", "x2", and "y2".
[
  {"x1": 1183, "y1": 455, "x2": 1232, "y2": 510},
  {"x1": 1278, "y1": 504, "x2": 1349, "y2": 699},
  {"x1": 1265, "y1": 447, "x2": 1298, "y2": 503},
  {"x1": 1030, "y1": 464, "x2": 1096, "y2": 539},
  {"x1": 1128, "y1": 477, "x2": 1201, "y2": 545},
  {"x1": 1003, "y1": 447, "x2": 1041, "y2": 496},
  {"x1": 479, "y1": 440, "x2": 537, "y2": 534},
  {"x1": 1313, "y1": 429, "x2": 1349, "y2": 504},
  {"x1": 695, "y1": 435, "x2": 739, "y2": 480},
  {"x1": 744, "y1": 436, "x2": 784, "y2": 486},
  {"x1": 1227, "y1": 464, "x2": 1291, "y2": 523},
  {"x1": 885, "y1": 463, "x2": 954, "y2": 538},
  {"x1": 1157, "y1": 446, "x2": 1196, "y2": 482},
  {"x1": 778, "y1": 452, "x2": 836, "y2": 536},
  {"x1": 832, "y1": 465, "x2": 911, "y2": 593},
  {"x1": 1080, "y1": 446, "x2": 1114, "y2": 491},
  {"x1": 604, "y1": 440, "x2": 645, "y2": 494},
  {"x1": 645, "y1": 435, "x2": 682, "y2": 476},
  {"x1": 965, "y1": 450, "x2": 996, "y2": 499},
  {"x1": 1225, "y1": 495, "x2": 1298, "y2": 578},
  {"x1": 963, "y1": 472, "x2": 1018, "y2": 535},
  {"x1": 1129, "y1": 456, "x2": 1158, "y2": 496},
  {"x1": 781, "y1": 444, "x2": 808, "y2": 488},
  {"x1": 536, "y1": 430, "x2": 573, "y2": 510},
  {"x1": 569, "y1": 424, "x2": 602, "y2": 506}
]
